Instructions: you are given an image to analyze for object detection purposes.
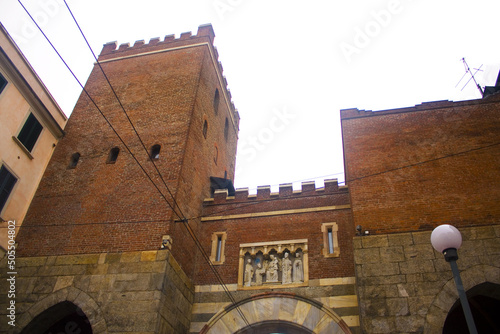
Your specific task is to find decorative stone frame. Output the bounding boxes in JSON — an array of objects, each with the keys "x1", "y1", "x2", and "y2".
[
  {"x1": 322, "y1": 222, "x2": 340, "y2": 258},
  {"x1": 210, "y1": 232, "x2": 227, "y2": 265},
  {"x1": 238, "y1": 239, "x2": 309, "y2": 290}
]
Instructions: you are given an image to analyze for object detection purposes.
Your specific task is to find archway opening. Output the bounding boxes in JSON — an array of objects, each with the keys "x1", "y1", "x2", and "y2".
[
  {"x1": 443, "y1": 282, "x2": 500, "y2": 334},
  {"x1": 235, "y1": 320, "x2": 314, "y2": 334},
  {"x1": 21, "y1": 301, "x2": 93, "y2": 334}
]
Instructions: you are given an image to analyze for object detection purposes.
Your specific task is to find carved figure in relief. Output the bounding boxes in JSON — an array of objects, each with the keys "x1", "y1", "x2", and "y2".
[
  {"x1": 282, "y1": 252, "x2": 292, "y2": 284},
  {"x1": 266, "y1": 254, "x2": 279, "y2": 282},
  {"x1": 293, "y1": 252, "x2": 304, "y2": 283},
  {"x1": 244, "y1": 258, "x2": 254, "y2": 287},
  {"x1": 254, "y1": 262, "x2": 266, "y2": 285}
]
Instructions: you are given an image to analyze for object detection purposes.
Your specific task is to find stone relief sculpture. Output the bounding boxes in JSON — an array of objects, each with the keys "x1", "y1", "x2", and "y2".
[
  {"x1": 293, "y1": 252, "x2": 304, "y2": 283},
  {"x1": 244, "y1": 258, "x2": 254, "y2": 287},
  {"x1": 254, "y1": 262, "x2": 266, "y2": 285},
  {"x1": 282, "y1": 252, "x2": 292, "y2": 284},
  {"x1": 239, "y1": 240, "x2": 308, "y2": 288},
  {"x1": 266, "y1": 254, "x2": 279, "y2": 282}
]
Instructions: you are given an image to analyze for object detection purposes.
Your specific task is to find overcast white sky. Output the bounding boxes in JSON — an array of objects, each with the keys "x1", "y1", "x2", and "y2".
[{"x1": 1, "y1": 0, "x2": 499, "y2": 192}]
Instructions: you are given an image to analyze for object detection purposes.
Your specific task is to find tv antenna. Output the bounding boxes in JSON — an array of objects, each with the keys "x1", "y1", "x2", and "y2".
[{"x1": 456, "y1": 58, "x2": 484, "y2": 97}]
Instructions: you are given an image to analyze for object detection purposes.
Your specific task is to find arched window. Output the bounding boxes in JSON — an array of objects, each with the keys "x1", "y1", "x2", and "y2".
[
  {"x1": 224, "y1": 118, "x2": 229, "y2": 141},
  {"x1": 203, "y1": 120, "x2": 208, "y2": 139},
  {"x1": 150, "y1": 144, "x2": 161, "y2": 160},
  {"x1": 68, "y1": 153, "x2": 80, "y2": 169},
  {"x1": 213, "y1": 89, "x2": 220, "y2": 115},
  {"x1": 107, "y1": 147, "x2": 120, "y2": 164}
]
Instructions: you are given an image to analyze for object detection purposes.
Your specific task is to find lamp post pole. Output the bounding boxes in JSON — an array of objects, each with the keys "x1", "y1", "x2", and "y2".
[
  {"x1": 431, "y1": 225, "x2": 478, "y2": 334},
  {"x1": 443, "y1": 248, "x2": 478, "y2": 334}
]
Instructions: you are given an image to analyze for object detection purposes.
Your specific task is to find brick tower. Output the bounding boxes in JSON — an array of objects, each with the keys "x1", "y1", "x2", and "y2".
[
  {"x1": 17, "y1": 24, "x2": 238, "y2": 264},
  {"x1": 11, "y1": 24, "x2": 239, "y2": 333}
]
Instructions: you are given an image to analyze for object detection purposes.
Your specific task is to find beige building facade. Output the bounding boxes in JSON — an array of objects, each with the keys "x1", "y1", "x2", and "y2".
[{"x1": 0, "y1": 23, "x2": 66, "y2": 252}]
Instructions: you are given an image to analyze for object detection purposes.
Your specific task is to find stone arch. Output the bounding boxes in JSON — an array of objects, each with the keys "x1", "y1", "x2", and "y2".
[
  {"x1": 17, "y1": 286, "x2": 107, "y2": 334},
  {"x1": 200, "y1": 292, "x2": 353, "y2": 334},
  {"x1": 424, "y1": 264, "x2": 500, "y2": 333}
]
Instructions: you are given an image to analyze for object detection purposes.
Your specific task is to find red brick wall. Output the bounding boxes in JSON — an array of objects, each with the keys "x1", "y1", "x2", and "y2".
[
  {"x1": 341, "y1": 96, "x2": 500, "y2": 234},
  {"x1": 194, "y1": 183, "x2": 355, "y2": 285},
  {"x1": 17, "y1": 27, "x2": 239, "y2": 278}
]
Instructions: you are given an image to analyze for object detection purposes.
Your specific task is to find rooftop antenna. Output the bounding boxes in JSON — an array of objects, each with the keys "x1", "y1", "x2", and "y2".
[{"x1": 455, "y1": 58, "x2": 484, "y2": 97}]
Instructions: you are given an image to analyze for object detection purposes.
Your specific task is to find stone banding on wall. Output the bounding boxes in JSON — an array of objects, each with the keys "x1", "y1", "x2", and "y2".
[
  {"x1": 199, "y1": 292, "x2": 353, "y2": 334},
  {"x1": 353, "y1": 225, "x2": 500, "y2": 334},
  {"x1": 0, "y1": 249, "x2": 194, "y2": 333}
]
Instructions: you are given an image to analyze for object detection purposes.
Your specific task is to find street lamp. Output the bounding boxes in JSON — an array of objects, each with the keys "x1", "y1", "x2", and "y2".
[{"x1": 430, "y1": 224, "x2": 478, "y2": 334}]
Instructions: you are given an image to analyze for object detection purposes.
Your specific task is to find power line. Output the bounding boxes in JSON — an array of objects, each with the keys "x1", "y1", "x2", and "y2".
[
  {"x1": 62, "y1": 0, "x2": 186, "y2": 222},
  {"x1": 16, "y1": 0, "x2": 181, "y2": 221},
  {"x1": 59, "y1": 2, "x2": 249, "y2": 325},
  {"x1": 195, "y1": 141, "x2": 500, "y2": 220},
  {"x1": 342, "y1": 141, "x2": 500, "y2": 185},
  {"x1": 17, "y1": 0, "x2": 251, "y2": 327}
]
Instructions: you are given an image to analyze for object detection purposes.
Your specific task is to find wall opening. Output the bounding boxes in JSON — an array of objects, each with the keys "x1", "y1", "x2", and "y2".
[
  {"x1": 150, "y1": 144, "x2": 161, "y2": 160},
  {"x1": 68, "y1": 153, "x2": 80, "y2": 169},
  {"x1": 443, "y1": 282, "x2": 500, "y2": 334},
  {"x1": 234, "y1": 321, "x2": 314, "y2": 334},
  {"x1": 21, "y1": 301, "x2": 93, "y2": 334},
  {"x1": 107, "y1": 146, "x2": 120, "y2": 163}
]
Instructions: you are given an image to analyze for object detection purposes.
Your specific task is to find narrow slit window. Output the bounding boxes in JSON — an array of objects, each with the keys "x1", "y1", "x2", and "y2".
[
  {"x1": 150, "y1": 145, "x2": 161, "y2": 160},
  {"x1": 210, "y1": 232, "x2": 226, "y2": 264},
  {"x1": 328, "y1": 228, "x2": 334, "y2": 254},
  {"x1": 322, "y1": 222, "x2": 340, "y2": 257},
  {"x1": 203, "y1": 120, "x2": 208, "y2": 139},
  {"x1": 107, "y1": 147, "x2": 120, "y2": 164},
  {"x1": 0, "y1": 165, "x2": 18, "y2": 213},
  {"x1": 17, "y1": 113, "x2": 43, "y2": 152},
  {"x1": 213, "y1": 89, "x2": 220, "y2": 115},
  {"x1": 224, "y1": 118, "x2": 229, "y2": 141},
  {"x1": 68, "y1": 153, "x2": 80, "y2": 169},
  {"x1": 214, "y1": 145, "x2": 218, "y2": 165},
  {"x1": 215, "y1": 235, "x2": 222, "y2": 262}
]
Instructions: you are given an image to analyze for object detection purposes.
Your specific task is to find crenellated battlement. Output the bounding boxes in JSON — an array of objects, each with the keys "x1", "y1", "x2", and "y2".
[
  {"x1": 99, "y1": 24, "x2": 216, "y2": 58},
  {"x1": 98, "y1": 24, "x2": 238, "y2": 120},
  {"x1": 205, "y1": 179, "x2": 348, "y2": 204}
]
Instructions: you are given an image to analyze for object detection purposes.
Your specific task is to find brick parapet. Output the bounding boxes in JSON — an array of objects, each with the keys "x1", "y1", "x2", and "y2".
[
  {"x1": 340, "y1": 95, "x2": 500, "y2": 120},
  {"x1": 99, "y1": 24, "x2": 215, "y2": 59},
  {"x1": 205, "y1": 179, "x2": 347, "y2": 205}
]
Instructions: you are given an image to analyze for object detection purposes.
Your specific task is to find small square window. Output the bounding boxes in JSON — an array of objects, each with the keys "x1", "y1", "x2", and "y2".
[
  {"x1": 321, "y1": 222, "x2": 340, "y2": 257},
  {"x1": 17, "y1": 113, "x2": 43, "y2": 152},
  {"x1": 0, "y1": 165, "x2": 18, "y2": 213}
]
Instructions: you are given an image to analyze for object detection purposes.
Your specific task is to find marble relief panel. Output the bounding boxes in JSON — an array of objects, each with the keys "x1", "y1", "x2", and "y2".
[{"x1": 238, "y1": 239, "x2": 308, "y2": 289}]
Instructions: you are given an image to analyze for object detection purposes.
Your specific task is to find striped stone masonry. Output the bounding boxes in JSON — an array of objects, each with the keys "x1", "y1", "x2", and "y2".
[{"x1": 190, "y1": 277, "x2": 361, "y2": 334}]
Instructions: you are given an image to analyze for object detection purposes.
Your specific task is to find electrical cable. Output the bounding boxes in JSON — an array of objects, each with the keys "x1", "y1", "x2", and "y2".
[
  {"x1": 16, "y1": 0, "x2": 181, "y2": 221},
  {"x1": 61, "y1": 0, "x2": 186, "y2": 222},
  {"x1": 16, "y1": 0, "x2": 251, "y2": 327},
  {"x1": 60, "y1": 2, "x2": 250, "y2": 325},
  {"x1": 16, "y1": 1, "x2": 500, "y2": 327}
]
